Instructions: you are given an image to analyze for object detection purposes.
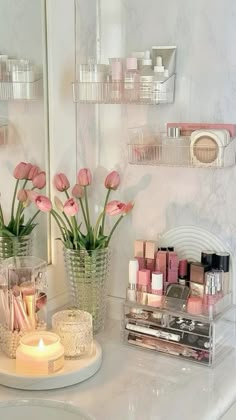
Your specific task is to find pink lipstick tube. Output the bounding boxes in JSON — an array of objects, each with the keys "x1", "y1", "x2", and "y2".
[
  {"x1": 134, "y1": 240, "x2": 146, "y2": 270},
  {"x1": 137, "y1": 269, "x2": 150, "y2": 304},
  {"x1": 155, "y1": 251, "x2": 167, "y2": 281},
  {"x1": 167, "y1": 252, "x2": 178, "y2": 284}
]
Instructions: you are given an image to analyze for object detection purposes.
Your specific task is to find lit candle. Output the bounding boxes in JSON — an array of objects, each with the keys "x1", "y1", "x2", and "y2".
[{"x1": 16, "y1": 331, "x2": 64, "y2": 375}]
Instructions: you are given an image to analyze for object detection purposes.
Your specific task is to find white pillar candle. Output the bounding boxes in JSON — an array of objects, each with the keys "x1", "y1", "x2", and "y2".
[{"x1": 16, "y1": 331, "x2": 64, "y2": 376}]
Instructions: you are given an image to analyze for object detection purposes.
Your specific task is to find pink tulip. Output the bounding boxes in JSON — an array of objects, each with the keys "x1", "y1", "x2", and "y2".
[
  {"x1": 123, "y1": 201, "x2": 134, "y2": 214},
  {"x1": 105, "y1": 171, "x2": 120, "y2": 190},
  {"x1": 54, "y1": 173, "x2": 70, "y2": 192},
  {"x1": 17, "y1": 189, "x2": 28, "y2": 202},
  {"x1": 105, "y1": 200, "x2": 126, "y2": 216},
  {"x1": 35, "y1": 195, "x2": 52, "y2": 212},
  {"x1": 13, "y1": 162, "x2": 30, "y2": 180},
  {"x1": 28, "y1": 165, "x2": 40, "y2": 180},
  {"x1": 72, "y1": 184, "x2": 84, "y2": 198},
  {"x1": 78, "y1": 168, "x2": 92, "y2": 187},
  {"x1": 26, "y1": 190, "x2": 39, "y2": 203},
  {"x1": 54, "y1": 196, "x2": 64, "y2": 212},
  {"x1": 63, "y1": 198, "x2": 79, "y2": 216},
  {"x1": 32, "y1": 171, "x2": 46, "y2": 189}
]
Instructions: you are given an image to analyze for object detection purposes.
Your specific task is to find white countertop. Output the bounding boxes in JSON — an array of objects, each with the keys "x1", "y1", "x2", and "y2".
[{"x1": 0, "y1": 298, "x2": 236, "y2": 420}]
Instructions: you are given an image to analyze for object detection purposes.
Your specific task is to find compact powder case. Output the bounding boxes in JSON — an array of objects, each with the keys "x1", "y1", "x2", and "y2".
[{"x1": 190, "y1": 129, "x2": 231, "y2": 167}]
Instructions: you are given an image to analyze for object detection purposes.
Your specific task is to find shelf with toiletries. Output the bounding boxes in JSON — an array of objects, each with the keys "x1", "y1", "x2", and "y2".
[
  {"x1": 122, "y1": 239, "x2": 236, "y2": 366},
  {"x1": 0, "y1": 55, "x2": 42, "y2": 100},
  {"x1": 72, "y1": 46, "x2": 176, "y2": 105},
  {"x1": 127, "y1": 124, "x2": 236, "y2": 168}
]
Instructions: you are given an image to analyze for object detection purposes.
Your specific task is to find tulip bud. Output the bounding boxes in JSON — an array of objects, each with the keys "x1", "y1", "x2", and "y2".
[
  {"x1": 13, "y1": 162, "x2": 29, "y2": 180},
  {"x1": 63, "y1": 198, "x2": 79, "y2": 216},
  {"x1": 28, "y1": 165, "x2": 40, "y2": 180},
  {"x1": 17, "y1": 189, "x2": 28, "y2": 202},
  {"x1": 105, "y1": 171, "x2": 120, "y2": 190},
  {"x1": 54, "y1": 173, "x2": 70, "y2": 192},
  {"x1": 54, "y1": 196, "x2": 64, "y2": 212},
  {"x1": 105, "y1": 200, "x2": 126, "y2": 216},
  {"x1": 35, "y1": 195, "x2": 52, "y2": 212},
  {"x1": 32, "y1": 171, "x2": 46, "y2": 189},
  {"x1": 78, "y1": 168, "x2": 92, "y2": 187},
  {"x1": 72, "y1": 184, "x2": 84, "y2": 199}
]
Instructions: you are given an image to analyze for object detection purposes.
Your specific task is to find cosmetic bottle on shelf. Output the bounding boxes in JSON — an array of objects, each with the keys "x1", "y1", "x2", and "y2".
[
  {"x1": 110, "y1": 58, "x2": 123, "y2": 102},
  {"x1": 134, "y1": 240, "x2": 146, "y2": 269},
  {"x1": 145, "y1": 240, "x2": 156, "y2": 273},
  {"x1": 139, "y1": 51, "x2": 153, "y2": 102},
  {"x1": 127, "y1": 260, "x2": 139, "y2": 302},
  {"x1": 161, "y1": 126, "x2": 191, "y2": 166},
  {"x1": 213, "y1": 253, "x2": 230, "y2": 295},
  {"x1": 137, "y1": 269, "x2": 150, "y2": 304},
  {"x1": 178, "y1": 259, "x2": 188, "y2": 286},
  {"x1": 124, "y1": 57, "x2": 139, "y2": 102}
]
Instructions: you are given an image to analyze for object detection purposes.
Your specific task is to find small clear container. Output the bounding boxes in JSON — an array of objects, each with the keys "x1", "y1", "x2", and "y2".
[{"x1": 52, "y1": 309, "x2": 93, "y2": 359}]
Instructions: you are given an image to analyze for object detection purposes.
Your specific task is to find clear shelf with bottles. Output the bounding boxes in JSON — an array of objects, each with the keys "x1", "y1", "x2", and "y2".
[
  {"x1": 122, "y1": 297, "x2": 236, "y2": 367},
  {"x1": 127, "y1": 136, "x2": 236, "y2": 168},
  {"x1": 0, "y1": 79, "x2": 43, "y2": 101},
  {"x1": 72, "y1": 74, "x2": 175, "y2": 105}
]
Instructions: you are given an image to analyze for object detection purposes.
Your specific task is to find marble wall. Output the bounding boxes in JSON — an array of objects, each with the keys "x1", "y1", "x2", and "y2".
[
  {"x1": 75, "y1": 0, "x2": 236, "y2": 299},
  {"x1": 0, "y1": 0, "x2": 48, "y2": 261}
]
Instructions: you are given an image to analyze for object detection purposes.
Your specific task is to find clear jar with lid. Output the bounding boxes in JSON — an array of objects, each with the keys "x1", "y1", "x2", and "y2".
[{"x1": 52, "y1": 309, "x2": 93, "y2": 359}]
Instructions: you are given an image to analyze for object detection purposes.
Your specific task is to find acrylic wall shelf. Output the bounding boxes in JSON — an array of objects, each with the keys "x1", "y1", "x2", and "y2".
[
  {"x1": 72, "y1": 74, "x2": 175, "y2": 105},
  {"x1": 122, "y1": 297, "x2": 236, "y2": 367},
  {"x1": 0, "y1": 79, "x2": 42, "y2": 101},
  {"x1": 127, "y1": 136, "x2": 236, "y2": 168}
]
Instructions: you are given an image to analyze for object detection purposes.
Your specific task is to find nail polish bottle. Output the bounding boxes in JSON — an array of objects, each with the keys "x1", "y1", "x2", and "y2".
[
  {"x1": 134, "y1": 240, "x2": 146, "y2": 269},
  {"x1": 145, "y1": 241, "x2": 156, "y2": 274},
  {"x1": 127, "y1": 259, "x2": 139, "y2": 302},
  {"x1": 178, "y1": 259, "x2": 188, "y2": 286},
  {"x1": 213, "y1": 253, "x2": 230, "y2": 295},
  {"x1": 151, "y1": 272, "x2": 163, "y2": 295}
]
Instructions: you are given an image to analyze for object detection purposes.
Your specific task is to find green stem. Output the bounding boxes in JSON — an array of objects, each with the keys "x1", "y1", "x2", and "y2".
[
  {"x1": 79, "y1": 198, "x2": 88, "y2": 230},
  {"x1": 51, "y1": 209, "x2": 71, "y2": 234},
  {"x1": 84, "y1": 187, "x2": 91, "y2": 228},
  {"x1": 11, "y1": 179, "x2": 19, "y2": 220},
  {"x1": 65, "y1": 190, "x2": 70, "y2": 199},
  {"x1": 50, "y1": 211, "x2": 68, "y2": 244},
  {"x1": 0, "y1": 204, "x2": 4, "y2": 227},
  {"x1": 106, "y1": 215, "x2": 124, "y2": 246},
  {"x1": 14, "y1": 180, "x2": 29, "y2": 234},
  {"x1": 62, "y1": 212, "x2": 73, "y2": 232},
  {"x1": 93, "y1": 211, "x2": 104, "y2": 247},
  {"x1": 101, "y1": 189, "x2": 111, "y2": 235},
  {"x1": 20, "y1": 210, "x2": 40, "y2": 236},
  {"x1": 71, "y1": 216, "x2": 78, "y2": 249}
]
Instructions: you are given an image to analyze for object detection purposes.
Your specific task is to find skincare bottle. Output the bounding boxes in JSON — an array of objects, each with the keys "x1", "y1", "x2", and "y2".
[
  {"x1": 110, "y1": 59, "x2": 123, "y2": 102},
  {"x1": 127, "y1": 259, "x2": 139, "y2": 302},
  {"x1": 155, "y1": 251, "x2": 167, "y2": 282},
  {"x1": 161, "y1": 126, "x2": 190, "y2": 166},
  {"x1": 124, "y1": 57, "x2": 139, "y2": 102},
  {"x1": 167, "y1": 251, "x2": 178, "y2": 284},
  {"x1": 151, "y1": 272, "x2": 163, "y2": 295},
  {"x1": 151, "y1": 56, "x2": 165, "y2": 104},
  {"x1": 139, "y1": 51, "x2": 153, "y2": 102},
  {"x1": 178, "y1": 259, "x2": 188, "y2": 286}
]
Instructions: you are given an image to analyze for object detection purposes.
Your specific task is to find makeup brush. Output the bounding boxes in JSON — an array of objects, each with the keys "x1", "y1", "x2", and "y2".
[
  {"x1": 20, "y1": 281, "x2": 36, "y2": 329},
  {"x1": 12, "y1": 285, "x2": 31, "y2": 330}
]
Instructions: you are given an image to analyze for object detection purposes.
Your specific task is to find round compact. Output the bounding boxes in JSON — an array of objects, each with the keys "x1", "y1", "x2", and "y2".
[
  {"x1": 52, "y1": 309, "x2": 93, "y2": 359},
  {"x1": 190, "y1": 129, "x2": 230, "y2": 167}
]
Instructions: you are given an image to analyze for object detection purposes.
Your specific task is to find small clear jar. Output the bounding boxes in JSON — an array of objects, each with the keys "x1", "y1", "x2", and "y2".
[{"x1": 52, "y1": 309, "x2": 93, "y2": 359}]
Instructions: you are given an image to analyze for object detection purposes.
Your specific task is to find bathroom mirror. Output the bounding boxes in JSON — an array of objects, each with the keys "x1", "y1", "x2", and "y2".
[{"x1": 0, "y1": 0, "x2": 50, "y2": 262}]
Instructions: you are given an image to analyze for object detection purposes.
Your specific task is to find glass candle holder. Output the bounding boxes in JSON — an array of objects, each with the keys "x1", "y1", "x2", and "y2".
[{"x1": 52, "y1": 309, "x2": 93, "y2": 359}]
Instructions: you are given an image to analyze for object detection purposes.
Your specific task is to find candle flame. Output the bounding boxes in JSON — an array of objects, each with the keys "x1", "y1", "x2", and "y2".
[{"x1": 38, "y1": 338, "x2": 45, "y2": 350}]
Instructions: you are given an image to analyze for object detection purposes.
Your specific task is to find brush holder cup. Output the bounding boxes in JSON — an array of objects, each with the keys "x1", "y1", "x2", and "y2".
[{"x1": 0, "y1": 256, "x2": 47, "y2": 358}]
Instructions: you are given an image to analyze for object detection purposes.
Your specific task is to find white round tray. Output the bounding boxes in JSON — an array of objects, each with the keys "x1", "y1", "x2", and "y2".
[{"x1": 0, "y1": 340, "x2": 102, "y2": 390}]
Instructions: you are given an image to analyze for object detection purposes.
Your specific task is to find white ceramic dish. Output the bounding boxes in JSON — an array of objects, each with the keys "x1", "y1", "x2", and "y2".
[{"x1": 0, "y1": 340, "x2": 102, "y2": 390}]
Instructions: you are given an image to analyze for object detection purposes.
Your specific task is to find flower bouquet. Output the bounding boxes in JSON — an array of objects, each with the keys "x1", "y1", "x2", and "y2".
[{"x1": 0, "y1": 162, "x2": 49, "y2": 260}]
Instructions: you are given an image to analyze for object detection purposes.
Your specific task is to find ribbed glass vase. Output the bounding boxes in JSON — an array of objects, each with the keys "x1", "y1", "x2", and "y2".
[
  {"x1": 0, "y1": 235, "x2": 33, "y2": 262},
  {"x1": 64, "y1": 247, "x2": 110, "y2": 334}
]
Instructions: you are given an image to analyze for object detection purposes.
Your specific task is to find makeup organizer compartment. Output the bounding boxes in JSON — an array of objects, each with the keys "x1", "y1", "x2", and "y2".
[
  {"x1": 0, "y1": 257, "x2": 47, "y2": 358},
  {"x1": 127, "y1": 125, "x2": 236, "y2": 168},
  {"x1": 72, "y1": 47, "x2": 176, "y2": 105},
  {"x1": 123, "y1": 299, "x2": 236, "y2": 366}
]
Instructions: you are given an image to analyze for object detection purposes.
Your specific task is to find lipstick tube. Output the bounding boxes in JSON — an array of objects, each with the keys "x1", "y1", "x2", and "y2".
[
  {"x1": 151, "y1": 271, "x2": 163, "y2": 295},
  {"x1": 137, "y1": 269, "x2": 150, "y2": 304},
  {"x1": 134, "y1": 240, "x2": 146, "y2": 269},
  {"x1": 155, "y1": 251, "x2": 167, "y2": 282},
  {"x1": 167, "y1": 252, "x2": 178, "y2": 284}
]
